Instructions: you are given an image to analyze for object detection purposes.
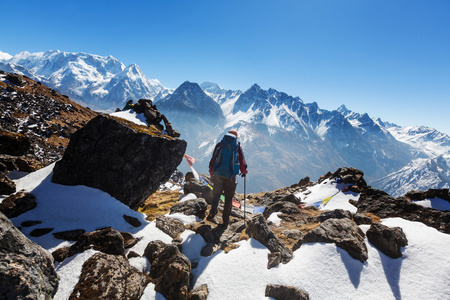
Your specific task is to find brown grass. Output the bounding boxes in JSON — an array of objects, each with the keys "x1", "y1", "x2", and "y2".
[{"x1": 138, "y1": 189, "x2": 182, "y2": 221}]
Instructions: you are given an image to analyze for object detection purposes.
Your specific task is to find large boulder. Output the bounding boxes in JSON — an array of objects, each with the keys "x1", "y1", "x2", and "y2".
[
  {"x1": 366, "y1": 222, "x2": 408, "y2": 258},
  {"x1": 69, "y1": 252, "x2": 149, "y2": 300},
  {"x1": 0, "y1": 212, "x2": 59, "y2": 299},
  {"x1": 357, "y1": 188, "x2": 450, "y2": 234},
  {"x1": 293, "y1": 218, "x2": 368, "y2": 263},
  {"x1": 52, "y1": 114, "x2": 186, "y2": 210}
]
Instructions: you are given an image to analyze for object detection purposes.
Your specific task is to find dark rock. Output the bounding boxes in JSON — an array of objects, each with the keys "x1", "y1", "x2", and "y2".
[
  {"x1": 184, "y1": 179, "x2": 213, "y2": 203},
  {"x1": 69, "y1": 227, "x2": 125, "y2": 257},
  {"x1": 150, "y1": 244, "x2": 191, "y2": 300},
  {"x1": 0, "y1": 212, "x2": 58, "y2": 299},
  {"x1": 298, "y1": 176, "x2": 310, "y2": 187},
  {"x1": 0, "y1": 173, "x2": 16, "y2": 195},
  {"x1": 156, "y1": 214, "x2": 185, "y2": 238},
  {"x1": 120, "y1": 231, "x2": 141, "y2": 249},
  {"x1": 70, "y1": 252, "x2": 149, "y2": 300},
  {"x1": 52, "y1": 247, "x2": 70, "y2": 263},
  {"x1": 0, "y1": 130, "x2": 30, "y2": 156},
  {"x1": 281, "y1": 229, "x2": 304, "y2": 240},
  {"x1": 127, "y1": 251, "x2": 141, "y2": 259},
  {"x1": 353, "y1": 213, "x2": 373, "y2": 225},
  {"x1": 282, "y1": 193, "x2": 301, "y2": 205},
  {"x1": 366, "y1": 223, "x2": 408, "y2": 258},
  {"x1": 265, "y1": 284, "x2": 310, "y2": 300},
  {"x1": 318, "y1": 209, "x2": 353, "y2": 222},
  {"x1": 201, "y1": 243, "x2": 218, "y2": 257},
  {"x1": 247, "y1": 215, "x2": 293, "y2": 263},
  {"x1": 123, "y1": 214, "x2": 142, "y2": 227},
  {"x1": 52, "y1": 114, "x2": 186, "y2": 210},
  {"x1": 170, "y1": 198, "x2": 208, "y2": 219},
  {"x1": 30, "y1": 228, "x2": 53, "y2": 237},
  {"x1": 21, "y1": 220, "x2": 42, "y2": 227},
  {"x1": 218, "y1": 220, "x2": 247, "y2": 246},
  {"x1": 294, "y1": 218, "x2": 368, "y2": 263},
  {"x1": 189, "y1": 284, "x2": 209, "y2": 300},
  {"x1": 357, "y1": 188, "x2": 450, "y2": 234},
  {"x1": 196, "y1": 225, "x2": 215, "y2": 243},
  {"x1": 0, "y1": 191, "x2": 36, "y2": 218},
  {"x1": 267, "y1": 252, "x2": 282, "y2": 269},
  {"x1": 143, "y1": 240, "x2": 167, "y2": 264},
  {"x1": 53, "y1": 229, "x2": 86, "y2": 241},
  {"x1": 426, "y1": 189, "x2": 450, "y2": 201},
  {"x1": 263, "y1": 201, "x2": 303, "y2": 219}
]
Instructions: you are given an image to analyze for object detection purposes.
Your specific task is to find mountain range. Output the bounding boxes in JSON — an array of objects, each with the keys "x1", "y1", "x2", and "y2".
[{"x1": 1, "y1": 50, "x2": 449, "y2": 194}]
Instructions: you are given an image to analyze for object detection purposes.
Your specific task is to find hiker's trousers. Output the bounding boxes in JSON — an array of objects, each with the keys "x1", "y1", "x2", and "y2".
[{"x1": 210, "y1": 175, "x2": 237, "y2": 223}]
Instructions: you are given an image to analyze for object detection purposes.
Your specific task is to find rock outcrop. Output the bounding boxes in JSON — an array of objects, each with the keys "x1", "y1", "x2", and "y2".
[
  {"x1": 0, "y1": 211, "x2": 59, "y2": 299},
  {"x1": 366, "y1": 222, "x2": 408, "y2": 258},
  {"x1": 70, "y1": 252, "x2": 149, "y2": 300},
  {"x1": 293, "y1": 218, "x2": 368, "y2": 263},
  {"x1": 357, "y1": 188, "x2": 450, "y2": 234},
  {"x1": 52, "y1": 114, "x2": 186, "y2": 210}
]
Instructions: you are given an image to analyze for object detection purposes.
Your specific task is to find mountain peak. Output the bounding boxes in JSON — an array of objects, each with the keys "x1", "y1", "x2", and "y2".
[{"x1": 337, "y1": 104, "x2": 350, "y2": 113}]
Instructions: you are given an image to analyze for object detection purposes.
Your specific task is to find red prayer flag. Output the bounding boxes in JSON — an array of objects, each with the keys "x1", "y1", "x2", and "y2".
[{"x1": 184, "y1": 154, "x2": 196, "y2": 167}]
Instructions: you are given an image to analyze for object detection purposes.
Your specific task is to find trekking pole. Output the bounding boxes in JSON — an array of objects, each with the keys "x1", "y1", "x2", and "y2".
[{"x1": 243, "y1": 175, "x2": 247, "y2": 227}]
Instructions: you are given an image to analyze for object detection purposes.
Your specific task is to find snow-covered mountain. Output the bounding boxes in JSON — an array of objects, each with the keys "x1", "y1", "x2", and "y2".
[
  {"x1": 371, "y1": 124, "x2": 450, "y2": 196},
  {"x1": 0, "y1": 50, "x2": 170, "y2": 110},
  {"x1": 157, "y1": 83, "x2": 420, "y2": 193}
]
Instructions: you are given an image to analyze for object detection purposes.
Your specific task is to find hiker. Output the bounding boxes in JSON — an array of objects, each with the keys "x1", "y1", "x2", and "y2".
[{"x1": 207, "y1": 129, "x2": 248, "y2": 226}]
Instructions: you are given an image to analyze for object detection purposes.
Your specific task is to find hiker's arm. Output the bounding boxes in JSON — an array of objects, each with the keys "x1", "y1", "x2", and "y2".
[{"x1": 238, "y1": 145, "x2": 248, "y2": 175}]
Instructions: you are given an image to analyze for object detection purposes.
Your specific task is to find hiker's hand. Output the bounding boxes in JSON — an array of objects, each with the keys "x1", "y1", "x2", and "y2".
[{"x1": 240, "y1": 173, "x2": 246, "y2": 178}]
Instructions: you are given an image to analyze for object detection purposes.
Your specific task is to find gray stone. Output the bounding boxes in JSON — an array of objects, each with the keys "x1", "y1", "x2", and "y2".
[
  {"x1": 70, "y1": 252, "x2": 149, "y2": 299},
  {"x1": 0, "y1": 191, "x2": 36, "y2": 218},
  {"x1": 150, "y1": 244, "x2": 191, "y2": 300},
  {"x1": 170, "y1": 198, "x2": 208, "y2": 219},
  {"x1": 318, "y1": 209, "x2": 353, "y2": 222},
  {"x1": 0, "y1": 211, "x2": 58, "y2": 299},
  {"x1": 247, "y1": 215, "x2": 293, "y2": 264},
  {"x1": 294, "y1": 218, "x2": 368, "y2": 263},
  {"x1": 366, "y1": 222, "x2": 408, "y2": 258},
  {"x1": 190, "y1": 284, "x2": 209, "y2": 300},
  {"x1": 184, "y1": 178, "x2": 213, "y2": 203},
  {"x1": 156, "y1": 214, "x2": 185, "y2": 238},
  {"x1": 52, "y1": 114, "x2": 186, "y2": 210},
  {"x1": 265, "y1": 284, "x2": 310, "y2": 300}
]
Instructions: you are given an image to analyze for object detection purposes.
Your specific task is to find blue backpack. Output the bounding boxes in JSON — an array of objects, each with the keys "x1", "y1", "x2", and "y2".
[{"x1": 213, "y1": 134, "x2": 240, "y2": 178}]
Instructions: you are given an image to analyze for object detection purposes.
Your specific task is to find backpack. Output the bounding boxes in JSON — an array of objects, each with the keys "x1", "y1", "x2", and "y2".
[{"x1": 213, "y1": 134, "x2": 240, "y2": 178}]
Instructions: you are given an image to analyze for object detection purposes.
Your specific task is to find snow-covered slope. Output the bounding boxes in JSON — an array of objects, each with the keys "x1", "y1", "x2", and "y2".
[
  {"x1": 0, "y1": 50, "x2": 169, "y2": 110},
  {"x1": 5, "y1": 164, "x2": 450, "y2": 299}
]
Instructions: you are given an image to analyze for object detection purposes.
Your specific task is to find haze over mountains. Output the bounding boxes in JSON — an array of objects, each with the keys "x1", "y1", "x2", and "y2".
[{"x1": 1, "y1": 50, "x2": 449, "y2": 194}]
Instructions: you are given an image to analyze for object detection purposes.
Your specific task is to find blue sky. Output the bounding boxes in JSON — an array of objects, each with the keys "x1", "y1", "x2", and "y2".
[{"x1": 2, "y1": 0, "x2": 450, "y2": 134}]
